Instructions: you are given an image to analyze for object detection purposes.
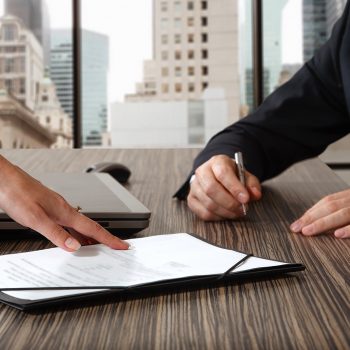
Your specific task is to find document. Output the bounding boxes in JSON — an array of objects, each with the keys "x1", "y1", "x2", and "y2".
[{"x1": 0, "y1": 233, "x2": 297, "y2": 306}]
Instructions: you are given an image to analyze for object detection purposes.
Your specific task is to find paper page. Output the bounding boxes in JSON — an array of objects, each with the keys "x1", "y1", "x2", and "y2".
[{"x1": 0, "y1": 233, "x2": 247, "y2": 290}]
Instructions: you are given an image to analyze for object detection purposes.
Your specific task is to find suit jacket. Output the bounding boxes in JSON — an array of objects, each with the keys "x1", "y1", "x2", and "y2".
[{"x1": 175, "y1": 1, "x2": 350, "y2": 200}]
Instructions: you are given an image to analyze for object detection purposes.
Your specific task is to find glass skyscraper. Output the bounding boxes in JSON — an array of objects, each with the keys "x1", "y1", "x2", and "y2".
[{"x1": 50, "y1": 29, "x2": 109, "y2": 146}]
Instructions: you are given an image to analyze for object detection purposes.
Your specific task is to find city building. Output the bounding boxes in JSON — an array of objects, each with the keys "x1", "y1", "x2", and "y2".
[
  {"x1": 126, "y1": 0, "x2": 240, "y2": 124},
  {"x1": 50, "y1": 29, "x2": 109, "y2": 146},
  {"x1": 0, "y1": 89, "x2": 54, "y2": 148},
  {"x1": 0, "y1": 15, "x2": 44, "y2": 111},
  {"x1": 111, "y1": 87, "x2": 228, "y2": 147},
  {"x1": 35, "y1": 77, "x2": 72, "y2": 148},
  {"x1": 303, "y1": 0, "x2": 328, "y2": 62},
  {"x1": 4, "y1": 0, "x2": 50, "y2": 65},
  {"x1": 50, "y1": 30, "x2": 73, "y2": 119}
]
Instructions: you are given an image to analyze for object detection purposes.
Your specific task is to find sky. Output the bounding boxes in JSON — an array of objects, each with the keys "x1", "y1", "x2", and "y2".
[{"x1": 0, "y1": 0, "x2": 302, "y2": 103}]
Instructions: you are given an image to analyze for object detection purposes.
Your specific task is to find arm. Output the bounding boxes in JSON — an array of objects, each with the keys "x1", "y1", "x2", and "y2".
[{"x1": 0, "y1": 155, "x2": 129, "y2": 252}]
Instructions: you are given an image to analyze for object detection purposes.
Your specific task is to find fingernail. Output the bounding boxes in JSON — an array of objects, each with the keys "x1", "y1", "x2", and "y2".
[
  {"x1": 251, "y1": 187, "x2": 261, "y2": 196},
  {"x1": 65, "y1": 237, "x2": 81, "y2": 251},
  {"x1": 290, "y1": 221, "x2": 301, "y2": 232},
  {"x1": 334, "y1": 230, "x2": 345, "y2": 238},
  {"x1": 238, "y1": 192, "x2": 248, "y2": 203}
]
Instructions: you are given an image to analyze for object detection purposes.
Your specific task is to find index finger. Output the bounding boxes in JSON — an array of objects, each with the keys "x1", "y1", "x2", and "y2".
[
  {"x1": 69, "y1": 210, "x2": 129, "y2": 250},
  {"x1": 211, "y1": 159, "x2": 249, "y2": 204}
]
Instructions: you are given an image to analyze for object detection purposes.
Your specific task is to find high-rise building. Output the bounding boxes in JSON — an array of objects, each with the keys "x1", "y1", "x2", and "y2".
[
  {"x1": 127, "y1": 0, "x2": 240, "y2": 123},
  {"x1": 326, "y1": 0, "x2": 346, "y2": 36},
  {"x1": 50, "y1": 29, "x2": 109, "y2": 146},
  {"x1": 4, "y1": 0, "x2": 50, "y2": 65},
  {"x1": 0, "y1": 15, "x2": 44, "y2": 110},
  {"x1": 50, "y1": 30, "x2": 73, "y2": 119},
  {"x1": 303, "y1": 0, "x2": 328, "y2": 62}
]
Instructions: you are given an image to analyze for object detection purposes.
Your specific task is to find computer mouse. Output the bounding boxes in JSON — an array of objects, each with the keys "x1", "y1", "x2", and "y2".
[{"x1": 85, "y1": 162, "x2": 131, "y2": 184}]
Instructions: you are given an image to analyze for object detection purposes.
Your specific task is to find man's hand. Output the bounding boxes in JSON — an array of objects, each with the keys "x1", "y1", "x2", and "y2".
[
  {"x1": 187, "y1": 155, "x2": 262, "y2": 221},
  {"x1": 0, "y1": 156, "x2": 129, "y2": 252},
  {"x1": 290, "y1": 189, "x2": 350, "y2": 238}
]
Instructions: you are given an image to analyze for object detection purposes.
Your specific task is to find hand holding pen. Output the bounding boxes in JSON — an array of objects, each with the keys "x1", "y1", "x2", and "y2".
[
  {"x1": 187, "y1": 154, "x2": 262, "y2": 221},
  {"x1": 234, "y1": 152, "x2": 247, "y2": 215}
]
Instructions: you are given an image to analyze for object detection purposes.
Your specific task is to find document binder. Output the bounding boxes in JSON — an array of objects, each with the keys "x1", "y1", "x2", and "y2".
[{"x1": 0, "y1": 233, "x2": 305, "y2": 310}]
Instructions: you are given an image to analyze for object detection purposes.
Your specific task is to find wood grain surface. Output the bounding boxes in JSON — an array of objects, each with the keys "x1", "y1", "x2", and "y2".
[{"x1": 0, "y1": 149, "x2": 349, "y2": 350}]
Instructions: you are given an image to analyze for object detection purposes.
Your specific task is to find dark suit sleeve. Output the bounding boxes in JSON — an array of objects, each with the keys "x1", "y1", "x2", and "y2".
[{"x1": 174, "y1": 2, "x2": 350, "y2": 200}]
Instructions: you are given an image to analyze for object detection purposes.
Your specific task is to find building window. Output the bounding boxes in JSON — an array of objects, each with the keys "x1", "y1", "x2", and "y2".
[
  {"x1": 202, "y1": 49, "x2": 208, "y2": 59},
  {"x1": 161, "y1": 67, "x2": 169, "y2": 76},
  {"x1": 162, "y1": 83, "x2": 169, "y2": 93},
  {"x1": 175, "y1": 50, "x2": 181, "y2": 60},
  {"x1": 188, "y1": 67, "x2": 195, "y2": 76},
  {"x1": 174, "y1": 34, "x2": 181, "y2": 44},
  {"x1": 174, "y1": 1, "x2": 182, "y2": 12},
  {"x1": 201, "y1": 17, "x2": 208, "y2": 26},
  {"x1": 202, "y1": 33, "x2": 208, "y2": 43},
  {"x1": 161, "y1": 18, "x2": 168, "y2": 30},
  {"x1": 174, "y1": 18, "x2": 182, "y2": 29},
  {"x1": 175, "y1": 83, "x2": 182, "y2": 93},
  {"x1": 188, "y1": 50, "x2": 195, "y2": 59},
  {"x1": 202, "y1": 1, "x2": 208, "y2": 10},
  {"x1": 18, "y1": 57, "x2": 25, "y2": 72},
  {"x1": 188, "y1": 1, "x2": 194, "y2": 10},
  {"x1": 189, "y1": 83, "x2": 195, "y2": 92},
  {"x1": 161, "y1": 1, "x2": 168, "y2": 12},
  {"x1": 202, "y1": 82, "x2": 208, "y2": 90},
  {"x1": 5, "y1": 58, "x2": 14, "y2": 73},
  {"x1": 188, "y1": 18, "x2": 194, "y2": 27},
  {"x1": 5, "y1": 79, "x2": 13, "y2": 92},
  {"x1": 161, "y1": 51, "x2": 168, "y2": 60},
  {"x1": 175, "y1": 66, "x2": 182, "y2": 77},
  {"x1": 188, "y1": 34, "x2": 194, "y2": 43},
  {"x1": 202, "y1": 66, "x2": 208, "y2": 75},
  {"x1": 161, "y1": 35, "x2": 168, "y2": 44},
  {"x1": 19, "y1": 78, "x2": 25, "y2": 94},
  {"x1": 42, "y1": 95, "x2": 49, "y2": 102},
  {"x1": 46, "y1": 116, "x2": 51, "y2": 125},
  {"x1": 2, "y1": 24, "x2": 17, "y2": 41}
]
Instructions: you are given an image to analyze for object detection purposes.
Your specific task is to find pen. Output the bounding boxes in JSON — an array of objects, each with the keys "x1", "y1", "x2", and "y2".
[{"x1": 234, "y1": 152, "x2": 247, "y2": 215}]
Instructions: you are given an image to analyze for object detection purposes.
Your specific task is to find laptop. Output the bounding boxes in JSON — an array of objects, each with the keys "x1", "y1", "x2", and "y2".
[{"x1": 0, "y1": 172, "x2": 151, "y2": 237}]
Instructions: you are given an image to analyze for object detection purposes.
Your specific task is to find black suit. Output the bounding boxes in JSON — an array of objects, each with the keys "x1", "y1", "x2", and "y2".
[{"x1": 175, "y1": 1, "x2": 350, "y2": 200}]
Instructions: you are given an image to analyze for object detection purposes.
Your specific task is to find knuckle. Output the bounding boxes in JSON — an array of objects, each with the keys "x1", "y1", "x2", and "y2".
[
  {"x1": 325, "y1": 201, "x2": 338, "y2": 213},
  {"x1": 340, "y1": 207, "x2": 350, "y2": 219},
  {"x1": 203, "y1": 182, "x2": 216, "y2": 197}
]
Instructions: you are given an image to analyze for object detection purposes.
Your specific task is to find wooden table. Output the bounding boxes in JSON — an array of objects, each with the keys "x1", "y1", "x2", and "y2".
[{"x1": 0, "y1": 149, "x2": 349, "y2": 350}]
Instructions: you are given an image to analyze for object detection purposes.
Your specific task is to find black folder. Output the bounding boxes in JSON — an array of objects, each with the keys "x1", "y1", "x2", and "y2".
[{"x1": 0, "y1": 233, "x2": 305, "y2": 310}]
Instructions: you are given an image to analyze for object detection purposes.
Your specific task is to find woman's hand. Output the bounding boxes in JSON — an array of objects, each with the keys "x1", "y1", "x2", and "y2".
[
  {"x1": 290, "y1": 189, "x2": 350, "y2": 238},
  {"x1": 0, "y1": 156, "x2": 129, "y2": 252}
]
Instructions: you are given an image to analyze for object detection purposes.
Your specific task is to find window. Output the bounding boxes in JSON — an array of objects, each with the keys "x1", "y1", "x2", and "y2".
[
  {"x1": 162, "y1": 83, "x2": 169, "y2": 93},
  {"x1": 4, "y1": 58, "x2": 14, "y2": 73},
  {"x1": 161, "y1": 18, "x2": 168, "y2": 30},
  {"x1": 202, "y1": 82, "x2": 208, "y2": 90},
  {"x1": 161, "y1": 1, "x2": 168, "y2": 12},
  {"x1": 202, "y1": 66, "x2": 208, "y2": 75},
  {"x1": 42, "y1": 95, "x2": 49, "y2": 102},
  {"x1": 188, "y1": 2, "x2": 194, "y2": 11},
  {"x1": 174, "y1": 18, "x2": 182, "y2": 29},
  {"x1": 201, "y1": 33, "x2": 208, "y2": 43},
  {"x1": 2, "y1": 24, "x2": 17, "y2": 41},
  {"x1": 188, "y1": 18, "x2": 194, "y2": 27},
  {"x1": 175, "y1": 50, "x2": 181, "y2": 60},
  {"x1": 161, "y1": 35, "x2": 168, "y2": 44},
  {"x1": 201, "y1": 17, "x2": 208, "y2": 26},
  {"x1": 175, "y1": 66, "x2": 182, "y2": 77},
  {"x1": 174, "y1": 1, "x2": 182, "y2": 12},
  {"x1": 202, "y1": 49, "x2": 208, "y2": 59},
  {"x1": 174, "y1": 34, "x2": 181, "y2": 44},
  {"x1": 188, "y1": 50, "x2": 194, "y2": 59},
  {"x1": 161, "y1": 51, "x2": 168, "y2": 60},
  {"x1": 175, "y1": 83, "x2": 182, "y2": 93},
  {"x1": 46, "y1": 116, "x2": 51, "y2": 125},
  {"x1": 161, "y1": 67, "x2": 169, "y2": 76},
  {"x1": 188, "y1": 83, "x2": 195, "y2": 92},
  {"x1": 188, "y1": 34, "x2": 194, "y2": 43},
  {"x1": 18, "y1": 57, "x2": 25, "y2": 73},
  {"x1": 188, "y1": 67, "x2": 195, "y2": 76},
  {"x1": 202, "y1": 1, "x2": 208, "y2": 10},
  {"x1": 19, "y1": 78, "x2": 25, "y2": 94}
]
